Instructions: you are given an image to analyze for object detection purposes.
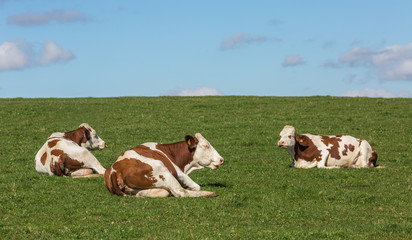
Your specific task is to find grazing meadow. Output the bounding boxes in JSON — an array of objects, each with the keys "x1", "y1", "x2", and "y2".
[{"x1": 0, "y1": 96, "x2": 411, "y2": 239}]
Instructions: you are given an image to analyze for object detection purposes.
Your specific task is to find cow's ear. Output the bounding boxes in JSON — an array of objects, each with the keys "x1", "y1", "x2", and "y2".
[
  {"x1": 185, "y1": 135, "x2": 198, "y2": 149},
  {"x1": 295, "y1": 134, "x2": 308, "y2": 146},
  {"x1": 84, "y1": 128, "x2": 91, "y2": 140}
]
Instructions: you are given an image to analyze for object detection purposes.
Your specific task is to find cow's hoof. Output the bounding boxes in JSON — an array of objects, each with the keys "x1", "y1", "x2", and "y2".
[{"x1": 207, "y1": 192, "x2": 219, "y2": 197}]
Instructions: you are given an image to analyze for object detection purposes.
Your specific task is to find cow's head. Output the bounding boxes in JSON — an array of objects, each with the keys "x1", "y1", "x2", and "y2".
[
  {"x1": 186, "y1": 133, "x2": 224, "y2": 172},
  {"x1": 278, "y1": 125, "x2": 296, "y2": 149},
  {"x1": 78, "y1": 123, "x2": 107, "y2": 150}
]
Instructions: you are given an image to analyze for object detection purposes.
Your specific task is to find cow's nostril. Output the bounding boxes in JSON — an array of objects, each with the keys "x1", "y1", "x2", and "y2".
[{"x1": 219, "y1": 158, "x2": 224, "y2": 165}]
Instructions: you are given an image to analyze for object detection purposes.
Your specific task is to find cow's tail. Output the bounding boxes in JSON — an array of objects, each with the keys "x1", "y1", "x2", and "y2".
[
  {"x1": 368, "y1": 147, "x2": 378, "y2": 167},
  {"x1": 104, "y1": 168, "x2": 126, "y2": 196}
]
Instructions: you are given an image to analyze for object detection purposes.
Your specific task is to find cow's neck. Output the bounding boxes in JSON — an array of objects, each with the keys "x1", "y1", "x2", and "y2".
[
  {"x1": 287, "y1": 146, "x2": 297, "y2": 160},
  {"x1": 157, "y1": 141, "x2": 195, "y2": 173},
  {"x1": 63, "y1": 127, "x2": 86, "y2": 146}
]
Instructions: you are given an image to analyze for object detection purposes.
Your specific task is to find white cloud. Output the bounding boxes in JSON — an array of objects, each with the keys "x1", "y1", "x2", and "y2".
[
  {"x1": 164, "y1": 87, "x2": 223, "y2": 96},
  {"x1": 7, "y1": 9, "x2": 88, "y2": 26},
  {"x1": 0, "y1": 40, "x2": 31, "y2": 70},
  {"x1": 39, "y1": 41, "x2": 75, "y2": 64},
  {"x1": 332, "y1": 42, "x2": 412, "y2": 81},
  {"x1": 282, "y1": 55, "x2": 305, "y2": 67},
  {"x1": 371, "y1": 43, "x2": 412, "y2": 80},
  {"x1": 338, "y1": 47, "x2": 373, "y2": 67},
  {"x1": 0, "y1": 40, "x2": 75, "y2": 71},
  {"x1": 220, "y1": 33, "x2": 268, "y2": 51},
  {"x1": 342, "y1": 88, "x2": 411, "y2": 98}
]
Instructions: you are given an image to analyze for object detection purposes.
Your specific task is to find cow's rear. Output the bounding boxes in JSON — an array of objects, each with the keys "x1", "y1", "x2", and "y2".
[{"x1": 104, "y1": 168, "x2": 126, "y2": 196}]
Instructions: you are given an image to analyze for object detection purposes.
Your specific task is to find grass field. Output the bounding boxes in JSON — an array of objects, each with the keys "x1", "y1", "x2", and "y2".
[{"x1": 0, "y1": 96, "x2": 411, "y2": 239}]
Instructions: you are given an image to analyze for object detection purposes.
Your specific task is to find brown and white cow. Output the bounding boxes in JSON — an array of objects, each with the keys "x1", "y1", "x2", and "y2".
[
  {"x1": 34, "y1": 123, "x2": 107, "y2": 177},
  {"x1": 104, "y1": 133, "x2": 224, "y2": 198},
  {"x1": 278, "y1": 125, "x2": 377, "y2": 168}
]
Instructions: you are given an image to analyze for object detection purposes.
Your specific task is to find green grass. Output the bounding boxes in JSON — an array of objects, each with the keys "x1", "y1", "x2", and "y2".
[{"x1": 0, "y1": 96, "x2": 411, "y2": 239}]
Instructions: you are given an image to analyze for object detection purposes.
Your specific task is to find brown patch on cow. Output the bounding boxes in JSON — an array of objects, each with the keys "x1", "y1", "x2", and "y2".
[
  {"x1": 132, "y1": 145, "x2": 178, "y2": 178},
  {"x1": 41, "y1": 152, "x2": 48, "y2": 165},
  {"x1": 321, "y1": 136, "x2": 342, "y2": 160},
  {"x1": 63, "y1": 127, "x2": 90, "y2": 146},
  {"x1": 51, "y1": 149, "x2": 65, "y2": 157},
  {"x1": 62, "y1": 155, "x2": 85, "y2": 173},
  {"x1": 50, "y1": 158, "x2": 65, "y2": 176},
  {"x1": 294, "y1": 134, "x2": 322, "y2": 162},
  {"x1": 342, "y1": 144, "x2": 355, "y2": 156},
  {"x1": 112, "y1": 158, "x2": 158, "y2": 190},
  {"x1": 49, "y1": 150, "x2": 84, "y2": 176},
  {"x1": 159, "y1": 175, "x2": 165, "y2": 181},
  {"x1": 47, "y1": 139, "x2": 59, "y2": 148},
  {"x1": 368, "y1": 147, "x2": 378, "y2": 167},
  {"x1": 156, "y1": 140, "x2": 196, "y2": 172}
]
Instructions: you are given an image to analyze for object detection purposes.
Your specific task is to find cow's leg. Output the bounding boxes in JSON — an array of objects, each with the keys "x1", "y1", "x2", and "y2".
[
  {"x1": 151, "y1": 169, "x2": 208, "y2": 197},
  {"x1": 175, "y1": 169, "x2": 201, "y2": 191},
  {"x1": 185, "y1": 190, "x2": 218, "y2": 197},
  {"x1": 316, "y1": 153, "x2": 339, "y2": 169},
  {"x1": 134, "y1": 189, "x2": 171, "y2": 198},
  {"x1": 156, "y1": 172, "x2": 190, "y2": 197},
  {"x1": 70, "y1": 169, "x2": 104, "y2": 178},
  {"x1": 161, "y1": 169, "x2": 217, "y2": 197},
  {"x1": 77, "y1": 150, "x2": 106, "y2": 174}
]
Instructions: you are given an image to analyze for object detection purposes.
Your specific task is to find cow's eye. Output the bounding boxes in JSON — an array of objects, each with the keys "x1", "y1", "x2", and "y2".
[{"x1": 288, "y1": 135, "x2": 292, "y2": 139}]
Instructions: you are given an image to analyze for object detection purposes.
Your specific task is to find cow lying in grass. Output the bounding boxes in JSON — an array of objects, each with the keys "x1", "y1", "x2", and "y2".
[
  {"x1": 104, "y1": 133, "x2": 224, "y2": 197},
  {"x1": 34, "y1": 123, "x2": 107, "y2": 177},
  {"x1": 278, "y1": 125, "x2": 377, "y2": 168}
]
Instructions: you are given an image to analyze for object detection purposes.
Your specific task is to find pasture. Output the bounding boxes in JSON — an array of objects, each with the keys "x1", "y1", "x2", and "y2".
[{"x1": 0, "y1": 96, "x2": 411, "y2": 239}]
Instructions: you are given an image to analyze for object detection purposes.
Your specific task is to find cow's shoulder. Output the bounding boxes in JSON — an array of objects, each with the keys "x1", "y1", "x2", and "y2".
[{"x1": 131, "y1": 143, "x2": 179, "y2": 178}]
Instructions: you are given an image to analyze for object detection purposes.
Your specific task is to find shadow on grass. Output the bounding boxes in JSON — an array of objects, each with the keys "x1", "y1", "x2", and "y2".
[{"x1": 201, "y1": 182, "x2": 228, "y2": 188}]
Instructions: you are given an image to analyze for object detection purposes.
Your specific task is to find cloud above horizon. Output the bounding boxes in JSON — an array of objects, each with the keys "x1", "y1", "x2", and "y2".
[
  {"x1": 0, "y1": 40, "x2": 75, "y2": 71},
  {"x1": 282, "y1": 55, "x2": 305, "y2": 67},
  {"x1": 327, "y1": 42, "x2": 412, "y2": 81},
  {"x1": 7, "y1": 9, "x2": 88, "y2": 26},
  {"x1": 220, "y1": 33, "x2": 269, "y2": 51},
  {"x1": 164, "y1": 87, "x2": 223, "y2": 96},
  {"x1": 342, "y1": 88, "x2": 411, "y2": 98}
]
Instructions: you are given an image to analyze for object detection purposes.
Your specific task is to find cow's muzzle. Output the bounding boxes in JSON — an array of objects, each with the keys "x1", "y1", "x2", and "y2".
[
  {"x1": 277, "y1": 141, "x2": 287, "y2": 148},
  {"x1": 212, "y1": 158, "x2": 224, "y2": 169}
]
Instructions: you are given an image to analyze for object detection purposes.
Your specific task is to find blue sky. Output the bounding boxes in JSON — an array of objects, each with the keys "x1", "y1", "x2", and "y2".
[{"x1": 1, "y1": 0, "x2": 412, "y2": 98}]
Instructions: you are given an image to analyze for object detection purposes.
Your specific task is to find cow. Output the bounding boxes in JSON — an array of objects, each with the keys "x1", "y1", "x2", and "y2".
[
  {"x1": 34, "y1": 123, "x2": 107, "y2": 177},
  {"x1": 104, "y1": 133, "x2": 224, "y2": 198},
  {"x1": 277, "y1": 125, "x2": 377, "y2": 168}
]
